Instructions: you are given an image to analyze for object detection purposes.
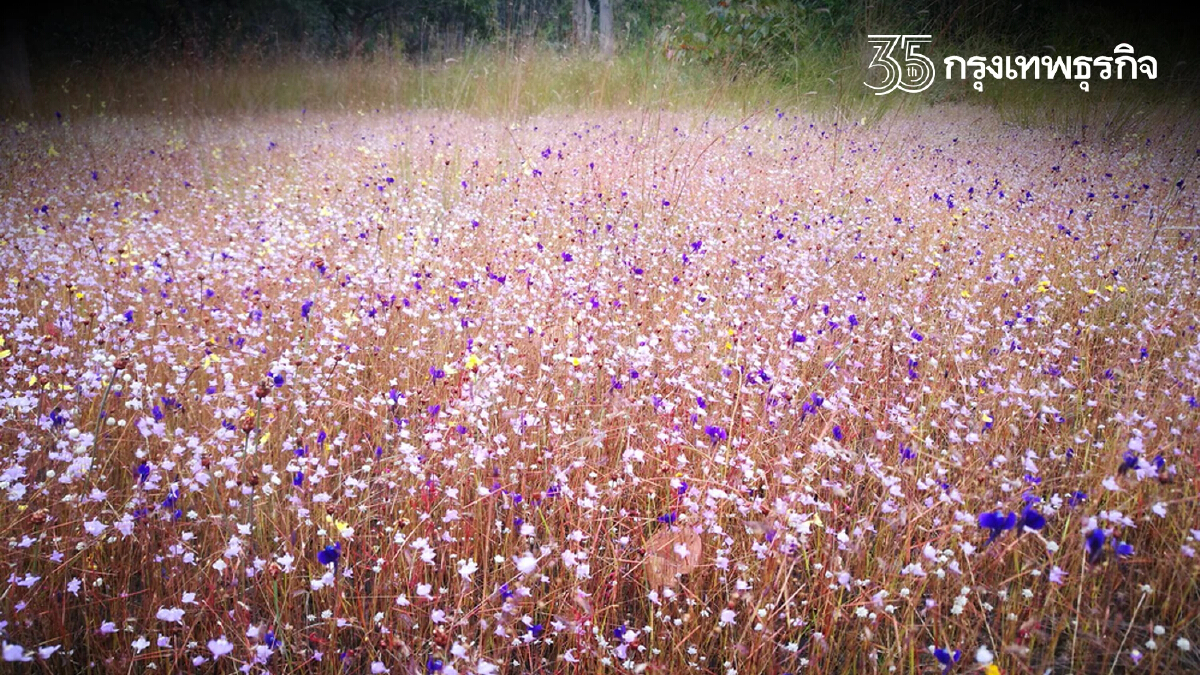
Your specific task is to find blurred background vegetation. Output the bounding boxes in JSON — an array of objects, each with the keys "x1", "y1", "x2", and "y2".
[{"x1": 1, "y1": 0, "x2": 1195, "y2": 117}]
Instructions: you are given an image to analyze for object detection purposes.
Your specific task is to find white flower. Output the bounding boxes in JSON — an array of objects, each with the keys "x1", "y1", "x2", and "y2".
[
  {"x1": 371, "y1": 662, "x2": 389, "y2": 673},
  {"x1": 458, "y1": 558, "x2": 478, "y2": 580},
  {"x1": 131, "y1": 636, "x2": 150, "y2": 653},
  {"x1": 1178, "y1": 638, "x2": 1192, "y2": 652},
  {"x1": 516, "y1": 554, "x2": 538, "y2": 575},
  {"x1": 37, "y1": 645, "x2": 60, "y2": 659},
  {"x1": 3, "y1": 642, "x2": 31, "y2": 662},
  {"x1": 208, "y1": 637, "x2": 235, "y2": 658},
  {"x1": 83, "y1": 520, "x2": 107, "y2": 536},
  {"x1": 477, "y1": 661, "x2": 499, "y2": 674},
  {"x1": 719, "y1": 608, "x2": 737, "y2": 626},
  {"x1": 975, "y1": 645, "x2": 993, "y2": 664},
  {"x1": 156, "y1": 607, "x2": 185, "y2": 624}
]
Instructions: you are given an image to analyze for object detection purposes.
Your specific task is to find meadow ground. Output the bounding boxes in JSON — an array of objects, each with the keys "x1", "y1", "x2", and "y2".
[{"x1": 0, "y1": 104, "x2": 1198, "y2": 674}]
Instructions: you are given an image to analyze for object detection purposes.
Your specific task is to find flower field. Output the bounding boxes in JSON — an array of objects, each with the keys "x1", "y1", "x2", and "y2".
[{"x1": 1, "y1": 107, "x2": 1198, "y2": 673}]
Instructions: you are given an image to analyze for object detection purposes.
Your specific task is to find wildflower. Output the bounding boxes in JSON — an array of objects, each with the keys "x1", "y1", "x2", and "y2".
[
  {"x1": 301, "y1": 300, "x2": 313, "y2": 319},
  {"x1": 427, "y1": 657, "x2": 444, "y2": 672},
  {"x1": 1049, "y1": 565, "x2": 1067, "y2": 585},
  {"x1": 719, "y1": 608, "x2": 736, "y2": 627},
  {"x1": 516, "y1": 554, "x2": 538, "y2": 575},
  {"x1": 978, "y1": 511, "x2": 1017, "y2": 543},
  {"x1": 658, "y1": 511, "x2": 679, "y2": 525},
  {"x1": 832, "y1": 425, "x2": 844, "y2": 441},
  {"x1": 458, "y1": 558, "x2": 478, "y2": 580},
  {"x1": 208, "y1": 637, "x2": 235, "y2": 658},
  {"x1": 704, "y1": 425, "x2": 727, "y2": 444},
  {"x1": 1086, "y1": 528, "x2": 1106, "y2": 563},
  {"x1": 1019, "y1": 506, "x2": 1045, "y2": 531},
  {"x1": 3, "y1": 643, "x2": 32, "y2": 662},
  {"x1": 975, "y1": 645, "x2": 993, "y2": 665},
  {"x1": 317, "y1": 543, "x2": 341, "y2": 567},
  {"x1": 1114, "y1": 540, "x2": 1135, "y2": 558},
  {"x1": 1118, "y1": 451, "x2": 1139, "y2": 474},
  {"x1": 37, "y1": 645, "x2": 60, "y2": 659},
  {"x1": 911, "y1": 330, "x2": 924, "y2": 342},
  {"x1": 932, "y1": 647, "x2": 961, "y2": 673}
]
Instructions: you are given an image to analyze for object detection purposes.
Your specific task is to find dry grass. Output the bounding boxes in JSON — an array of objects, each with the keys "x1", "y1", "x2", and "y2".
[{"x1": 0, "y1": 102, "x2": 1198, "y2": 674}]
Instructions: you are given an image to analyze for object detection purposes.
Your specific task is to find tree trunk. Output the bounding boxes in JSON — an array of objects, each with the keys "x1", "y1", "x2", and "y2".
[
  {"x1": 598, "y1": 0, "x2": 613, "y2": 57},
  {"x1": 0, "y1": 6, "x2": 33, "y2": 115},
  {"x1": 574, "y1": 0, "x2": 592, "y2": 48}
]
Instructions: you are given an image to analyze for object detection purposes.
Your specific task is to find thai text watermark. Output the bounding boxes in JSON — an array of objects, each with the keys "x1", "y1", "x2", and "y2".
[{"x1": 866, "y1": 37, "x2": 1157, "y2": 94}]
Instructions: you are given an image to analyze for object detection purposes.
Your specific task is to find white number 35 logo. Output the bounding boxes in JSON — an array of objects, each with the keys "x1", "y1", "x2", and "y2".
[{"x1": 865, "y1": 35, "x2": 935, "y2": 94}]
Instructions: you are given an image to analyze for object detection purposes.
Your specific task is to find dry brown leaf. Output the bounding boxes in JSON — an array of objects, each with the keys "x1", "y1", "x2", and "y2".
[{"x1": 644, "y1": 526, "x2": 702, "y2": 588}]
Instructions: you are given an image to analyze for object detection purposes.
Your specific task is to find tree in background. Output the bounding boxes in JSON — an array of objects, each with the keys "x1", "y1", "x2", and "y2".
[{"x1": 599, "y1": 0, "x2": 614, "y2": 56}]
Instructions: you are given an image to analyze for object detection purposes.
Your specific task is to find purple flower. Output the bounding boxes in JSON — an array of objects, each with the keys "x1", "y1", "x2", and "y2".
[
  {"x1": 933, "y1": 647, "x2": 961, "y2": 673},
  {"x1": 911, "y1": 330, "x2": 924, "y2": 342},
  {"x1": 978, "y1": 510, "x2": 1017, "y2": 543},
  {"x1": 301, "y1": 299, "x2": 314, "y2": 319},
  {"x1": 657, "y1": 510, "x2": 678, "y2": 525},
  {"x1": 1114, "y1": 540, "x2": 1134, "y2": 558},
  {"x1": 1020, "y1": 506, "x2": 1045, "y2": 531},
  {"x1": 1118, "y1": 451, "x2": 1138, "y2": 474},
  {"x1": 1086, "y1": 528, "x2": 1106, "y2": 563},
  {"x1": 703, "y1": 425, "x2": 727, "y2": 444},
  {"x1": 317, "y1": 542, "x2": 341, "y2": 566},
  {"x1": 832, "y1": 425, "x2": 844, "y2": 441},
  {"x1": 427, "y1": 657, "x2": 444, "y2": 672},
  {"x1": 561, "y1": 252, "x2": 573, "y2": 262}
]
